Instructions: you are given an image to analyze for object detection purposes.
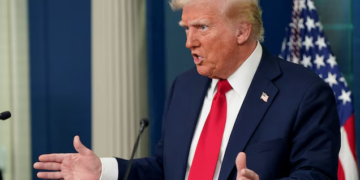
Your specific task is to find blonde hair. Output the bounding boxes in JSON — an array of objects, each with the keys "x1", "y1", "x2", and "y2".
[{"x1": 170, "y1": 0, "x2": 264, "y2": 42}]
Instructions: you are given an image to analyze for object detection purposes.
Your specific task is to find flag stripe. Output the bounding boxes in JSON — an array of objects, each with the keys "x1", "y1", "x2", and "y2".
[
  {"x1": 339, "y1": 159, "x2": 346, "y2": 180},
  {"x1": 339, "y1": 127, "x2": 359, "y2": 180},
  {"x1": 343, "y1": 114, "x2": 357, "y2": 162}
]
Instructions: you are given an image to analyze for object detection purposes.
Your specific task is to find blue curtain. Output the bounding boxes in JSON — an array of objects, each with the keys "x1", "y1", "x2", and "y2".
[
  {"x1": 28, "y1": 1, "x2": 92, "y2": 179},
  {"x1": 146, "y1": 0, "x2": 166, "y2": 153}
]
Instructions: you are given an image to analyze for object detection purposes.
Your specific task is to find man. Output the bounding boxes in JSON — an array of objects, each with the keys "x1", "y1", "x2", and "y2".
[{"x1": 34, "y1": 0, "x2": 340, "y2": 179}]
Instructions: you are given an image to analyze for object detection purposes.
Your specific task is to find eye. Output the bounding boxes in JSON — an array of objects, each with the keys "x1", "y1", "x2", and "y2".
[{"x1": 200, "y1": 25, "x2": 208, "y2": 30}]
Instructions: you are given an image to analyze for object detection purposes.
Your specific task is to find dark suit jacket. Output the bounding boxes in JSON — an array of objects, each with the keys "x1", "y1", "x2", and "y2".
[{"x1": 116, "y1": 48, "x2": 341, "y2": 180}]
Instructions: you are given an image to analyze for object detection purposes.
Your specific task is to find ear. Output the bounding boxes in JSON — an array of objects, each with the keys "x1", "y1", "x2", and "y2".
[{"x1": 236, "y1": 23, "x2": 252, "y2": 45}]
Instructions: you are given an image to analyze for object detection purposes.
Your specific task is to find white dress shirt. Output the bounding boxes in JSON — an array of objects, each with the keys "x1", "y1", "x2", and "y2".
[{"x1": 99, "y1": 42, "x2": 263, "y2": 180}]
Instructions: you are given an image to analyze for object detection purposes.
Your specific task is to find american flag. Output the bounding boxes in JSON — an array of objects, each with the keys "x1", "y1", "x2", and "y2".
[
  {"x1": 260, "y1": 92, "x2": 269, "y2": 103},
  {"x1": 279, "y1": 0, "x2": 358, "y2": 179}
]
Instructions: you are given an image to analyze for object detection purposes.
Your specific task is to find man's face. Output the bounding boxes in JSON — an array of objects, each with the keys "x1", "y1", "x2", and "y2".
[{"x1": 180, "y1": 1, "x2": 239, "y2": 79}]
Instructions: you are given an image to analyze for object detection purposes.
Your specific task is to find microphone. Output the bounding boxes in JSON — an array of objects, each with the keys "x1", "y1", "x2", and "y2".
[
  {"x1": 0, "y1": 111, "x2": 11, "y2": 120},
  {"x1": 123, "y1": 118, "x2": 150, "y2": 180}
]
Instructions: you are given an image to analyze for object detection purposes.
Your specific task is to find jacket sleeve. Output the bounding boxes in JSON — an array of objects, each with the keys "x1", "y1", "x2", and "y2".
[
  {"x1": 278, "y1": 79, "x2": 341, "y2": 180},
  {"x1": 115, "y1": 77, "x2": 178, "y2": 180}
]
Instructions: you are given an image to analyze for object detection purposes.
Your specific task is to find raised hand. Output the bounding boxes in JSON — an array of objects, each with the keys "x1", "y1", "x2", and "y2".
[
  {"x1": 236, "y1": 152, "x2": 259, "y2": 180},
  {"x1": 33, "y1": 136, "x2": 102, "y2": 180}
]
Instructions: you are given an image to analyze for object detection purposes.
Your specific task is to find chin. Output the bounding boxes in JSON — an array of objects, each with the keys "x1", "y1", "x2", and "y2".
[{"x1": 196, "y1": 65, "x2": 213, "y2": 78}]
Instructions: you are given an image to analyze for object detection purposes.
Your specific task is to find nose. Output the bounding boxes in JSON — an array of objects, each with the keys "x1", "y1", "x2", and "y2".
[{"x1": 185, "y1": 31, "x2": 200, "y2": 49}]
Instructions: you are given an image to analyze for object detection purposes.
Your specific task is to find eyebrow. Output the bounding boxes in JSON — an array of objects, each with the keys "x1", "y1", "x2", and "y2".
[
  {"x1": 179, "y1": 19, "x2": 210, "y2": 27},
  {"x1": 179, "y1": 21, "x2": 186, "y2": 27}
]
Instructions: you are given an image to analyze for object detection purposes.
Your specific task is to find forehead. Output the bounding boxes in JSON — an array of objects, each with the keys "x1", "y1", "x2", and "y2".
[{"x1": 181, "y1": 0, "x2": 223, "y2": 24}]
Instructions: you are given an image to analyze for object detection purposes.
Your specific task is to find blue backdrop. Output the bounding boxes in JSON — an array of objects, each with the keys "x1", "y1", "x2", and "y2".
[
  {"x1": 146, "y1": 0, "x2": 167, "y2": 153},
  {"x1": 28, "y1": 1, "x2": 92, "y2": 179}
]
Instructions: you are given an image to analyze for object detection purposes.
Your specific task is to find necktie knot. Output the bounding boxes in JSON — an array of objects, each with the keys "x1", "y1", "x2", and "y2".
[{"x1": 217, "y1": 79, "x2": 232, "y2": 94}]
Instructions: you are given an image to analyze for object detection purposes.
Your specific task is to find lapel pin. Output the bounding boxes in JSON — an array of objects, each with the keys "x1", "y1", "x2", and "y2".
[{"x1": 260, "y1": 92, "x2": 269, "y2": 102}]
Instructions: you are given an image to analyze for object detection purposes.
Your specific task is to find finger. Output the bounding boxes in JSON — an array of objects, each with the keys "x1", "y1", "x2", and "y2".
[
  {"x1": 37, "y1": 171, "x2": 63, "y2": 179},
  {"x1": 74, "y1": 135, "x2": 92, "y2": 155},
  {"x1": 241, "y1": 169, "x2": 258, "y2": 180},
  {"x1": 33, "y1": 162, "x2": 61, "y2": 170},
  {"x1": 236, "y1": 152, "x2": 247, "y2": 171},
  {"x1": 39, "y1": 154, "x2": 69, "y2": 162},
  {"x1": 236, "y1": 152, "x2": 247, "y2": 179}
]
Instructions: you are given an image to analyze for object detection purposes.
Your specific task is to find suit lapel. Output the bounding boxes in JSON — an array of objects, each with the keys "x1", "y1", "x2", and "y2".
[
  {"x1": 172, "y1": 70, "x2": 211, "y2": 179},
  {"x1": 218, "y1": 48, "x2": 281, "y2": 180}
]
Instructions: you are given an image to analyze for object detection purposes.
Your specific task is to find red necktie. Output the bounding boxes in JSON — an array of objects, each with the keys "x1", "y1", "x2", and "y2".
[{"x1": 188, "y1": 79, "x2": 232, "y2": 180}]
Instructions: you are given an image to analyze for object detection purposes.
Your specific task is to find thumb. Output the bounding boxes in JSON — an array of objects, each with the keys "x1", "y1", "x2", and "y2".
[
  {"x1": 236, "y1": 152, "x2": 247, "y2": 172},
  {"x1": 74, "y1": 136, "x2": 92, "y2": 155}
]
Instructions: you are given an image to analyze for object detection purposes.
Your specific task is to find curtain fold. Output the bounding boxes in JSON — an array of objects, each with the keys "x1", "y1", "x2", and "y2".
[
  {"x1": 0, "y1": 0, "x2": 31, "y2": 179},
  {"x1": 91, "y1": 0, "x2": 149, "y2": 158}
]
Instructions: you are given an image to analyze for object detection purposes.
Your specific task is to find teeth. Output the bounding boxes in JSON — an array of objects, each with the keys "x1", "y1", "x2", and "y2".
[{"x1": 193, "y1": 54, "x2": 204, "y2": 60}]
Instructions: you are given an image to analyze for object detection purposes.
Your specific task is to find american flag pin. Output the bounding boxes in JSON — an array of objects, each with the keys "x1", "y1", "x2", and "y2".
[{"x1": 260, "y1": 92, "x2": 269, "y2": 102}]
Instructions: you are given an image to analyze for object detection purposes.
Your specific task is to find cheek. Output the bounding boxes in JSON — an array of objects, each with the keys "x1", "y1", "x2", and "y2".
[
  {"x1": 209, "y1": 32, "x2": 234, "y2": 51},
  {"x1": 208, "y1": 39, "x2": 236, "y2": 63},
  {"x1": 201, "y1": 31, "x2": 237, "y2": 66},
  {"x1": 205, "y1": 40, "x2": 226, "y2": 60}
]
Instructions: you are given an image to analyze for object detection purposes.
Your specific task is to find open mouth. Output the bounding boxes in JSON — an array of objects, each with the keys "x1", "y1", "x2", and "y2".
[
  {"x1": 193, "y1": 54, "x2": 204, "y2": 65},
  {"x1": 192, "y1": 54, "x2": 204, "y2": 64}
]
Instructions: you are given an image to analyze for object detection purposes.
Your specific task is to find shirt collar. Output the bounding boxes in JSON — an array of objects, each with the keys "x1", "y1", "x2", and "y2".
[{"x1": 211, "y1": 42, "x2": 263, "y2": 98}]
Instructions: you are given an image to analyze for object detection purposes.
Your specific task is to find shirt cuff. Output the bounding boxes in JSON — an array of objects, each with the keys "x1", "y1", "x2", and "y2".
[{"x1": 99, "y1": 158, "x2": 118, "y2": 180}]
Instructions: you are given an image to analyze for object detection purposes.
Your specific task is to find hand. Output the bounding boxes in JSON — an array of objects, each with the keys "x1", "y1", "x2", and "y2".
[
  {"x1": 236, "y1": 152, "x2": 259, "y2": 180},
  {"x1": 33, "y1": 136, "x2": 102, "y2": 180}
]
